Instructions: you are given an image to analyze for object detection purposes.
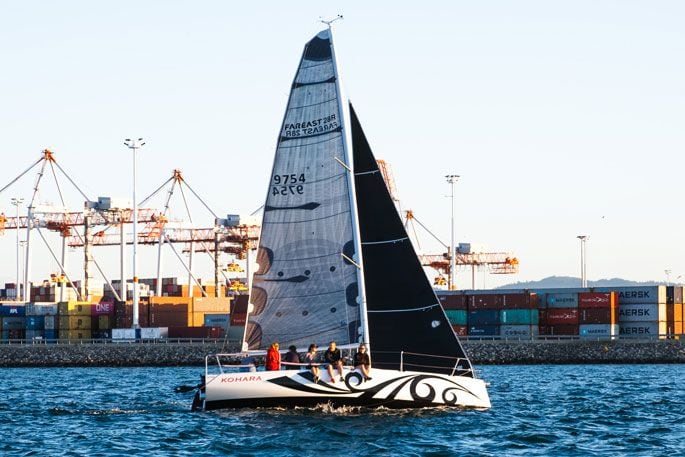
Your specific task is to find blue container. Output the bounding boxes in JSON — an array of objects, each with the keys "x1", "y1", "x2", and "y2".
[
  {"x1": 467, "y1": 310, "x2": 500, "y2": 326},
  {"x1": 204, "y1": 313, "x2": 230, "y2": 327},
  {"x1": 2, "y1": 316, "x2": 25, "y2": 330},
  {"x1": 44, "y1": 329, "x2": 58, "y2": 341},
  {"x1": 0, "y1": 305, "x2": 26, "y2": 316},
  {"x1": 468, "y1": 325, "x2": 500, "y2": 336},
  {"x1": 444, "y1": 310, "x2": 467, "y2": 326},
  {"x1": 25, "y1": 316, "x2": 45, "y2": 330}
]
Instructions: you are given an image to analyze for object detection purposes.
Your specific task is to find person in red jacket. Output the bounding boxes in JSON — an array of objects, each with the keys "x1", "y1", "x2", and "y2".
[{"x1": 265, "y1": 342, "x2": 281, "y2": 371}]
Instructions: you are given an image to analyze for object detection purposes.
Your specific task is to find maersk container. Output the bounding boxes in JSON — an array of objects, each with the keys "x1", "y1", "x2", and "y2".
[
  {"x1": 500, "y1": 325, "x2": 539, "y2": 339},
  {"x1": 0, "y1": 305, "x2": 26, "y2": 316},
  {"x1": 546, "y1": 293, "x2": 578, "y2": 308},
  {"x1": 594, "y1": 286, "x2": 666, "y2": 304},
  {"x1": 618, "y1": 303, "x2": 666, "y2": 322},
  {"x1": 500, "y1": 309, "x2": 538, "y2": 325},
  {"x1": 579, "y1": 324, "x2": 619, "y2": 339},
  {"x1": 468, "y1": 325, "x2": 500, "y2": 336},
  {"x1": 25, "y1": 316, "x2": 44, "y2": 330},
  {"x1": 619, "y1": 321, "x2": 667, "y2": 338},
  {"x1": 444, "y1": 310, "x2": 467, "y2": 326},
  {"x1": 467, "y1": 309, "x2": 500, "y2": 326}
]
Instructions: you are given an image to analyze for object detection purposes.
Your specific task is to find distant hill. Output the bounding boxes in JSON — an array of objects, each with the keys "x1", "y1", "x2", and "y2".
[{"x1": 495, "y1": 275, "x2": 660, "y2": 290}]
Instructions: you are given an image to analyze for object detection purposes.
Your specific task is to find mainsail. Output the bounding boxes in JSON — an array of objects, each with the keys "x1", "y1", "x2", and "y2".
[
  {"x1": 246, "y1": 29, "x2": 362, "y2": 350},
  {"x1": 350, "y1": 104, "x2": 474, "y2": 376}
]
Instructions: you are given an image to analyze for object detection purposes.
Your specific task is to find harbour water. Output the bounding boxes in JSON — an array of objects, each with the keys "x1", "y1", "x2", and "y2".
[{"x1": 0, "y1": 364, "x2": 681, "y2": 456}]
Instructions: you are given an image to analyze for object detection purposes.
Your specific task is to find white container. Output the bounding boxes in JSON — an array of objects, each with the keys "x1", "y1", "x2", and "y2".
[
  {"x1": 619, "y1": 321, "x2": 666, "y2": 338},
  {"x1": 140, "y1": 327, "x2": 169, "y2": 339},
  {"x1": 500, "y1": 325, "x2": 538, "y2": 338},
  {"x1": 618, "y1": 303, "x2": 666, "y2": 322},
  {"x1": 579, "y1": 324, "x2": 619, "y2": 339},
  {"x1": 43, "y1": 315, "x2": 56, "y2": 330},
  {"x1": 112, "y1": 328, "x2": 136, "y2": 340},
  {"x1": 594, "y1": 286, "x2": 666, "y2": 304}
]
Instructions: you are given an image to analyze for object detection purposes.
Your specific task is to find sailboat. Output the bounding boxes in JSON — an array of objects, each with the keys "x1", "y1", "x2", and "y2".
[{"x1": 192, "y1": 28, "x2": 491, "y2": 410}]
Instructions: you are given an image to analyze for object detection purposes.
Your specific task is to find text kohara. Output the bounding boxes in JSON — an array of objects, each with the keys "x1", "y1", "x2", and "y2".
[{"x1": 220, "y1": 375, "x2": 262, "y2": 383}]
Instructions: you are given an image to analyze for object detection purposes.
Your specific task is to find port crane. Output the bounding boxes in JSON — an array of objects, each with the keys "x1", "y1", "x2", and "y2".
[{"x1": 375, "y1": 159, "x2": 519, "y2": 290}]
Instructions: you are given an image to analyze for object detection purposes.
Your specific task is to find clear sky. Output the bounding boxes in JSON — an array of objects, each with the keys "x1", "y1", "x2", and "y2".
[{"x1": 0, "y1": 1, "x2": 683, "y2": 290}]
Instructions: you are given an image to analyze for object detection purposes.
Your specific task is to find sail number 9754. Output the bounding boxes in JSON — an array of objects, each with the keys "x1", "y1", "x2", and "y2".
[{"x1": 272, "y1": 173, "x2": 306, "y2": 196}]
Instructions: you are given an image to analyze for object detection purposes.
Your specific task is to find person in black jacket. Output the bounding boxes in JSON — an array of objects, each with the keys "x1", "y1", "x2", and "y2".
[
  {"x1": 283, "y1": 345, "x2": 301, "y2": 370},
  {"x1": 354, "y1": 344, "x2": 372, "y2": 381},
  {"x1": 324, "y1": 341, "x2": 344, "y2": 383}
]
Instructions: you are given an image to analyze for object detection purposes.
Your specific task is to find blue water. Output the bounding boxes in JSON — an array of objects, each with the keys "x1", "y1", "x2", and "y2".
[{"x1": 0, "y1": 365, "x2": 682, "y2": 456}]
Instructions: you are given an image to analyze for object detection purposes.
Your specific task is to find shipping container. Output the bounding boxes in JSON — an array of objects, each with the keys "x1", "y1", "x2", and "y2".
[
  {"x1": 26, "y1": 329, "x2": 44, "y2": 340},
  {"x1": 44, "y1": 329, "x2": 57, "y2": 340},
  {"x1": 578, "y1": 292, "x2": 616, "y2": 309},
  {"x1": 43, "y1": 315, "x2": 56, "y2": 330},
  {"x1": 467, "y1": 325, "x2": 500, "y2": 337},
  {"x1": 0, "y1": 304, "x2": 26, "y2": 316},
  {"x1": 579, "y1": 324, "x2": 619, "y2": 339},
  {"x1": 436, "y1": 292, "x2": 468, "y2": 310},
  {"x1": 2, "y1": 329, "x2": 25, "y2": 340},
  {"x1": 451, "y1": 325, "x2": 467, "y2": 336},
  {"x1": 618, "y1": 303, "x2": 666, "y2": 322},
  {"x1": 92, "y1": 330, "x2": 111, "y2": 339},
  {"x1": 500, "y1": 309, "x2": 538, "y2": 325},
  {"x1": 167, "y1": 326, "x2": 224, "y2": 338},
  {"x1": 468, "y1": 294, "x2": 503, "y2": 310},
  {"x1": 92, "y1": 302, "x2": 115, "y2": 316},
  {"x1": 594, "y1": 286, "x2": 666, "y2": 304},
  {"x1": 444, "y1": 310, "x2": 467, "y2": 326},
  {"x1": 544, "y1": 308, "x2": 579, "y2": 325},
  {"x1": 25, "y1": 316, "x2": 44, "y2": 330},
  {"x1": 501, "y1": 293, "x2": 538, "y2": 309},
  {"x1": 26, "y1": 303, "x2": 58, "y2": 315},
  {"x1": 2, "y1": 316, "x2": 25, "y2": 330},
  {"x1": 59, "y1": 329, "x2": 92, "y2": 340},
  {"x1": 140, "y1": 327, "x2": 169, "y2": 339},
  {"x1": 539, "y1": 325, "x2": 579, "y2": 336},
  {"x1": 580, "y1": 308, "x2": 618, "y2": 325},
  {"x1": 192, "y1": 297, "x2": 231, "y2": 313},
  {"x1": 467, "y1": 309, "x2": 500, "y2": 326},
  {"x1": 58, "y1": 301, "x2": 92, "y2": 316},
  {"x1": 231, "y1": 295, "x2": 250, "y2": 314},
  {"x1": 500, "y1": 325, "x2": 538, "y2": 338},
  {"x1": 666, "y1": 286, "x2": 683, "y2": 305},
  {"x1": 231, "y1": 313, "x2": 247, "y2": 326},
  {"x1": 149, "y1": 312, "x2": 188, "y2": 327},
  {"x1": 58, "y1": 316, "x2": 92, "y2": 330},
  {"x1": 203, "y1": 313, "x2": 231, "y2": 327},
  {"x1": 96, "y1": 315, "x2": 112, "y2": 330},
  {"x1": 112, "y1": 328, "x2": 137, "y2": 340},
  {"x1": 619, "y1": 321, "x2": 667, "y2": 338},
  {"x1": 546, "y1": 293, "x2": 578, "y2": 308}
]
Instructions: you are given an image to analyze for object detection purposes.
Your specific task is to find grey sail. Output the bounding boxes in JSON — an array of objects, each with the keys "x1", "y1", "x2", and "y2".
[{"x1": 246, "y1": 29, "x2": 361, "y2": 350}]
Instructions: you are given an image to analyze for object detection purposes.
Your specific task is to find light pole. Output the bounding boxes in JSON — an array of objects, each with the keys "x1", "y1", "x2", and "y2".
[
  {"x1": 446, "y1": 175, "x2": 460, "y2": 290},
  {"x1": 19, "y1": 239, "x2": 26, "y2": 301},
  {"x1": 10, "y1": 198, "x2": 24, "y2": 300},
  {"x1": 124, "y1": 138, "x2": 145, "y2": 329},
  {"x1": 577, "y1": 235, "x2": 589, "y2": 287}
]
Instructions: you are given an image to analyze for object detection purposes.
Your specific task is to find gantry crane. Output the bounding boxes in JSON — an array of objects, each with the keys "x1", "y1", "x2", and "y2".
[{"x1": 375, "y1": 159, "x2": 520, "y2": 290}]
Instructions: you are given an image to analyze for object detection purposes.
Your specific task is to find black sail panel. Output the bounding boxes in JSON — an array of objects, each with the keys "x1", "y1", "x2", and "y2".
[{"x1": 351, "y1": 103, "x2": 473, "y2": 376}]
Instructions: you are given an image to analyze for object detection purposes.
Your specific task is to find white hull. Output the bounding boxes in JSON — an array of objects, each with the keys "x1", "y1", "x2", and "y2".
[{"x1": 194, "y1": 367, "x2": 491, "y2": 410}]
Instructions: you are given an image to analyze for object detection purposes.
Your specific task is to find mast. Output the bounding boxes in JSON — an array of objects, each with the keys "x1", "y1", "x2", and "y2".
[{"x1": 329, "y1": 27, "x2": 370, "y2": 351}]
